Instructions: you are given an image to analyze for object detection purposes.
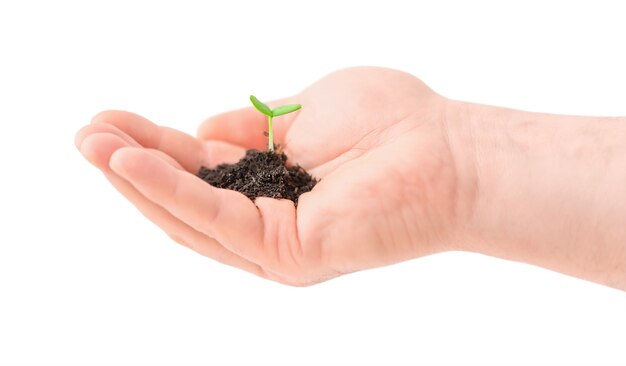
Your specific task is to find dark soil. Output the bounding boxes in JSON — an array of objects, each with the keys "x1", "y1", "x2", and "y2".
[{"x1": 196, "y1": 149, "x2": 318, "y2": 204}]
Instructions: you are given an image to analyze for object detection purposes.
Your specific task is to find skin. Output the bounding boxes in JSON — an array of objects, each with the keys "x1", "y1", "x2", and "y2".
[{"x1": 75, "y1": 67, "x2": 626, "y2": 290}]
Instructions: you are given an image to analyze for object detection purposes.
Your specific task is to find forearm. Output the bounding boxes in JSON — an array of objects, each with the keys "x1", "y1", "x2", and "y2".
[{"x1": 446, "y1": 99, "x2": 626, "y2": 290}]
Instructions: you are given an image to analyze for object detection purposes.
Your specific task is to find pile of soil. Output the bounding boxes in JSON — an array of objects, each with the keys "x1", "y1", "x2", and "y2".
[{"x1": 196, "y1": 149, "x2": 318, "y2": 204}]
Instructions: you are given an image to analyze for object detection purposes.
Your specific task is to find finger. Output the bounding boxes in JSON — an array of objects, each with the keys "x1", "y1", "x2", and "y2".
[
  {"x1": 201, "y1": 140, "x2": 247, "y2": 166},
  {"x1": 76, "y1": 122, "x2": 136, "y2": 150},
  {"x1": 253, "y1": 197, "x2": 316, "y2": 281},
  {"x1": 77, "y1": 123, "x2": 246, "y2": 169},
  {"x1": 79, "y1": 133, "x2": 267, "y2": 277},
  {"x1": 91, "y1": 110, "x2": 207, "y2": 173},
  {"x1": 198, "y1": 106, "x2": 267, "y2": 150},
  {"x1": 109, "y1": 147, "x2": 269, "y2": 265},
  {"x1": 77, "y1": 125, "x2": 183, "y2": 170},
  {"x1": 106, "y1": 169, "x2": 267, "y2": 278},
  {"x1": 197, "y1": 97, "x2": 298, "y2": 149}
]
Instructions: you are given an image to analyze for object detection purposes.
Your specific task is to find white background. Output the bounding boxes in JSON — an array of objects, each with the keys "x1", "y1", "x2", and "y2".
[{"x1": 1, "y1": 1, "x2": 625, "y2": 365}]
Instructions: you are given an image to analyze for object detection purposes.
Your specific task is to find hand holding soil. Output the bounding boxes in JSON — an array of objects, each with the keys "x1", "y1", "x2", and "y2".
[{"x1": 76, "y1": 67, "x2": 626, "y2": 290}]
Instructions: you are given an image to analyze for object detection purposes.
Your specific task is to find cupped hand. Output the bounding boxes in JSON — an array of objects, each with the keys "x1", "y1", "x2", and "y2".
[{"x1": 75, "y1": 67, "x2": 470, "y2": 285}]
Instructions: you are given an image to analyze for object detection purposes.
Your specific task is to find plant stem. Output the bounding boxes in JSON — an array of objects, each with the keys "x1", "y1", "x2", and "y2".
[{"x1": 268, "y1": 115, "x2": 274, "y2": 152}]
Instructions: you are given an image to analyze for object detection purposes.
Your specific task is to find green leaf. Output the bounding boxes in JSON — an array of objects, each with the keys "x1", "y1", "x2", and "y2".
[
  {"x1": 250, "y1": 95, "x2": 272, "y2": 116},
  {"x1": 271, "y1": 104, "x2": 302, "y2": 117}
]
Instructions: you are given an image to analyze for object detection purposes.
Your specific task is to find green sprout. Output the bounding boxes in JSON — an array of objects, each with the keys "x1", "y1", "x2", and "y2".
[{"x1": 250, "y1": 95, "x2": 301, "y2": 152}]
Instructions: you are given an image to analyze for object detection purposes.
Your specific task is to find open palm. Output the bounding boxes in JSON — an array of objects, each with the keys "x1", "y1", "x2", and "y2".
[{"x1": 76, "y1": 67, "x2": 465, "y2": 285}]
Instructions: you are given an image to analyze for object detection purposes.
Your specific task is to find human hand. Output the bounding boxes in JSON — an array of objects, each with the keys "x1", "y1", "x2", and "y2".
[{"x1": 75, "y1": 67, "x2": 472, "y2": 285}]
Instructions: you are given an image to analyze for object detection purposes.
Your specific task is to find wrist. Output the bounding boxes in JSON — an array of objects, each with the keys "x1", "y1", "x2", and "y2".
[
  {"x1": 444, "y1": 99, "x2": 626, "y2": 288},
  {"x1": 440, "y1": 99, "x2": 509, "y2": 252}
]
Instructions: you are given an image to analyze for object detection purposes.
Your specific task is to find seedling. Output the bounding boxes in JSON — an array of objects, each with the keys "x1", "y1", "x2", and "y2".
[
  {"x1": 250, "y1": 95, "x2": 301, "y2": 152},
  {"x1": 197, "y1": 96, "x2": 315, "y2": 203}
]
